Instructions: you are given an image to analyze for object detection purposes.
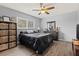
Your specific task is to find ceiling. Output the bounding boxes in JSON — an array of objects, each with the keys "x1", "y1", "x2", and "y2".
[{"x1": 0, "y1": 3, "x2": 79, "y2": 18}]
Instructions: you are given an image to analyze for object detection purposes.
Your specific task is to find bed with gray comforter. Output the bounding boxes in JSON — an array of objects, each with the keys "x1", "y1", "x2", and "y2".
[{"x1": 19, "y1": 32, "x2": 53, "y2": 54}]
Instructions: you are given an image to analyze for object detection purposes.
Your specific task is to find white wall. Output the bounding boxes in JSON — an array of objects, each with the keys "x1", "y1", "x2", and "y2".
[
  {"x1": 41, "y1": 11, "x2": 78, "y2": 42},
  {"x1": 0, "y1": 5, "x2": 41, "y2": 29},
  {"x1": 0, "y1": 4, "x2": 78, "y2": 42},
  {"x1": 0, "y1": 5, "x2": 41, "y2": 40},
  {"x1": 0, "y1": 3, "x2": 78, "y2": 18},
  {"x1": 78, "y1": 10, "x2": 79, "y2": 24}
]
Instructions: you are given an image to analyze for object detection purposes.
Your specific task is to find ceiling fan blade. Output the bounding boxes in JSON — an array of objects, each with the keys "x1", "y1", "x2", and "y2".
[
  {"x1": 38, "y1": 12, "x2": 41, "y2": 15},
  {"x1": 47, "y1": 6, "x2": 55, "y2": 10},
  {"x1": 45, "y1": 11, "x2": 49, "y2": 14},
  {"x1": 32, "y1": 9, "x2": 40, "y2": 11}
]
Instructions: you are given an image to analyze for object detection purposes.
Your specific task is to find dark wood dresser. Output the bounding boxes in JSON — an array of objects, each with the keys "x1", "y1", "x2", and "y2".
[{"x1": 0, "y1": 21, "x2": 17, "y2": 52}]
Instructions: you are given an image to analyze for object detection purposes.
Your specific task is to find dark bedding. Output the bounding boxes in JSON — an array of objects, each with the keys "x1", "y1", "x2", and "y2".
[{"x1": 19, "y1": 33, "x2": 53, "y2": 54}]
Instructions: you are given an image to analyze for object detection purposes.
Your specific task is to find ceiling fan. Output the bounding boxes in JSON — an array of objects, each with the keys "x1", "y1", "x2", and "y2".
[{"x1": 32, "y1": 3, "x2": 55, "y2": 15}]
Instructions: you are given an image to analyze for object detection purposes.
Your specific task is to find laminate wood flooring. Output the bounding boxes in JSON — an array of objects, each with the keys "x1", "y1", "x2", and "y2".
[{"x1": 0, "y1": 41, "x2": 73, "y2": 56}]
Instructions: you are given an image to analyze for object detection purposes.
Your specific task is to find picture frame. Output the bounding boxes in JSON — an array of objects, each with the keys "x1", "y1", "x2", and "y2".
[
  {"x1": 16, "y1": 17, "x2": 35, "y2": 29},
  {"x1": 2, "y1": 16, "x2": 10, "y2": 22},
  {"x1": 47, "y1": 21, "x2": 56, "y2": 31},
  {"x1": 17, "y1": 17, "x2": 28, "y2": 29},
  {"x1": 10, "y1": 17, "x2": 17, "y2": 23}
]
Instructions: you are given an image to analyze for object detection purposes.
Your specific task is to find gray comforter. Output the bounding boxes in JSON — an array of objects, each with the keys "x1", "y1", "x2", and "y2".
[{"x1": 19, "y1": 33, "x2": 53, "y2": 54}]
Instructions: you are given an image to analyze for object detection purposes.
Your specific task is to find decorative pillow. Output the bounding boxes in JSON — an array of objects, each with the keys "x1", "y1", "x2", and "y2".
[{"x1": 26, "y1": 30, "x2": 34, "y2": 34}]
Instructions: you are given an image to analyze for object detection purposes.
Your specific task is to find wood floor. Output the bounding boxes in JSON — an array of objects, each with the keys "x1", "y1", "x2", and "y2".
[
  {"x1": 0, "y1": 41, "x2": 73, "y2": 56},
  {"x1": 43, "y1": 41, "x2": 73, "y2": 56}
]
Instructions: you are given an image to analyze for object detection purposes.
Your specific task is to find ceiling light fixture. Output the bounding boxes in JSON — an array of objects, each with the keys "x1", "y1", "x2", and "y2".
[{"x1": 32, "y1": 3, "x2": 55, "y2": 15}]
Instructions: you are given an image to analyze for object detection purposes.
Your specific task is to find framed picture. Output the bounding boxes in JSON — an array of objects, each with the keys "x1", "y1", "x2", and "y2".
[
  {"x1": 17, "y1": 17, "x2": 28, "y2": 29},
  {"x1": 10, "y1": 17, "x2": 16, "y2": 23},
  {"x1": 47, "y1": 21, "x2": 56, "y2": 31},
  {"x1": 2, "y1": 16, "x2": 10, "y2": 22}
]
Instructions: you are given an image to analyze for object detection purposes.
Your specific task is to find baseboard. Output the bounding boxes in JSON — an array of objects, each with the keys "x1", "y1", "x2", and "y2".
[{"x1": 58, "y1": 39, "x2": 72, "y2": 43}]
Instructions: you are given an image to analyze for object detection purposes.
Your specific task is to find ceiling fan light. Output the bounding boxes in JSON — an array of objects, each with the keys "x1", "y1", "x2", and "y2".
[{"x1": 41, "y1": 10, "x2": 45, "y2": 13}]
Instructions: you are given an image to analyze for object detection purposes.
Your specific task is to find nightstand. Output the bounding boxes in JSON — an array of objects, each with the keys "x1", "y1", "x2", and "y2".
[{"x1": 72, "y1": 40, "x2": 79, "y2": 56}]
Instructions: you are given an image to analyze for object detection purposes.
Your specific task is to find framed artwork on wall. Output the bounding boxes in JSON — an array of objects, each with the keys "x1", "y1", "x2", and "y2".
[
  {"x1": 47, "y1": 21, "x2": 56, "y2": 31},
  {"x1": 10, "y1": 17, "x2": 17, "y2": 23},
  {"x1": 17, "y1": 17, "x2": 35, "y2": 29},
  {"x1": 17, "y1": 17, "x2": 28, "y2": 29}
]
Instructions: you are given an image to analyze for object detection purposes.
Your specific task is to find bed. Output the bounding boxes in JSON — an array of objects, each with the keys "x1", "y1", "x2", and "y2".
[{"x1": 19, "y1": 32, "x2": 53, "y2": 54}]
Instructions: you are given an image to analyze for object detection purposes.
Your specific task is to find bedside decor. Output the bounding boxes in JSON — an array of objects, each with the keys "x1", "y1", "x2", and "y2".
[{"x1": 2, "y1": 16, "x2": 10, "y2": 22}]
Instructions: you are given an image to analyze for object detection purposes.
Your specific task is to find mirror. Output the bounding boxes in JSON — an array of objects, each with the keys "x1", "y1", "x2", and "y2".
[{"x1": 47, "y1": 21, "x2": 56, "y2": 32}]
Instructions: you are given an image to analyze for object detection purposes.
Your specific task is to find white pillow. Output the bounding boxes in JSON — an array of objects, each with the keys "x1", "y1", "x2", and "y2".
[{"x1": 27, "y1": 30, "x2": 34, "y2": 34}]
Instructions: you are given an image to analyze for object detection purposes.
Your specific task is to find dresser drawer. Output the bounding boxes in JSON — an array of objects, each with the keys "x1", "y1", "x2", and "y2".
[
  {"x1": 0, "y1": 23, "x2": 8, "y2": 29},
  {"x1": 9, "y1": 24, "x2": 16, "y2": 29},
  {"x1": 9, "y1": 42, "x2": 16, "y2": 48},
  {"x1": 0, "y1": 43, "x2": 8, "y2": 51},
  {"x1": 0, "y1": 30, "x2": 8, "y2": 36},
  {"x1": 9, "y1": 30, "x2": 16, "y2": 35},
  {"x1": 9, "y1": 36, "x2": 16, "y2": 42},
  {"x1": 0, "y1": 36, "x2": 8, "y2": 44}
]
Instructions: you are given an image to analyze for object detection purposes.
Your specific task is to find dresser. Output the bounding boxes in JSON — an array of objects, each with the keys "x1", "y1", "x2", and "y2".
[{"x1": 0, "y1": 21, "x2": 17, "y2": 52}]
